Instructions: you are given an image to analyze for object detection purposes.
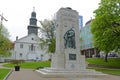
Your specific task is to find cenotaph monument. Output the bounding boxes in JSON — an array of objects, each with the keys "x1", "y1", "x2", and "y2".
[
  {"x1": 37, "y1": 7, "x2": 107, "y2": 77},
  {"x1": 51, "y1": 7, "x2": 86, "y2": 70}
]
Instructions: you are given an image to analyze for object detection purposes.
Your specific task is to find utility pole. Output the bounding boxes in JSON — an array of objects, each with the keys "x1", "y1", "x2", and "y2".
[
  {"x1": 0, "y1": 13, "x2": 8, "y2": 23},
  {"x1": 0, "y1": 13, "x2": 8, "y2": 32}
]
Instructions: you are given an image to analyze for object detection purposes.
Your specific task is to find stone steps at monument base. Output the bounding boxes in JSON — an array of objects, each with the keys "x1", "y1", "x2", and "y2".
[
  {"x1": 38, "y1": 68, "x2": 100, "y2": 73},
  {"x1": 36, "y1": 68, "x2": 108, "y2": 78}
]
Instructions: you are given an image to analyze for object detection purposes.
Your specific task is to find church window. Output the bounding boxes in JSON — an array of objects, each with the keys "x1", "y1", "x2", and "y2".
[
  {"x1": 29, "y1": 44, "x2": 35, "y2": 51},
  {"x1": 31, "y1": 44, "x2": 34, "y2": 51},
  {"x1": 20, "y1": 44, "x2": 23, "y2": 48},
  {"x1": 19, "y1": 53, "x2": 22, "y2": 57},
  {"x1": 32, "y1": 38, "x2": 34, "y2": 40}
]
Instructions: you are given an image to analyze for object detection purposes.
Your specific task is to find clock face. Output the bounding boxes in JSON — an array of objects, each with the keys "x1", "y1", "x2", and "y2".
[
  {"x1": 32, "y1": 20, "x2": 36, "y2": 24},
  {"x1": 30, "y1": 19, "x2": 36, "y2": 25}
]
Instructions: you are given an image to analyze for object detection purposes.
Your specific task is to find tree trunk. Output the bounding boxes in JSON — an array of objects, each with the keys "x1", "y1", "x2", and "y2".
[{"x1": 105, "y1": 53, "x2": 108, "y2": 62}]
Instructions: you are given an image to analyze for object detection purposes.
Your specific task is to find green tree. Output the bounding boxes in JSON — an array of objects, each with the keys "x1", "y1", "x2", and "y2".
[
  {"x1": 0, "y1": 23, "x2": 11, "y2": 57},
  {"x1": 91, "y1": 0, "x2": 120, "y2": 62},
  {"x1": 39, "y1": 19, "x2": 56, "y2": 53}
]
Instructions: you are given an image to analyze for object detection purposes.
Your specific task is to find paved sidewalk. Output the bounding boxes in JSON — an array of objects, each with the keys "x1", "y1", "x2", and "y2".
[
  {"x1": 1, "y1": 63, "x2": 120, "y2": 80},
  {"x1": 0, "y1": 63, "x2": 7, "y2": 68},
  {"x1": 0, "y1": 63, "x2": 12, "y2": 69},
  {"x1": 6, "y1": 69, "x2": 120, "y2": 80}
]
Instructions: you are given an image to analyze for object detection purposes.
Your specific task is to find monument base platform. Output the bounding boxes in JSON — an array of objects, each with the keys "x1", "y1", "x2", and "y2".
[{"x1": 36, "y1": 68, "x2": 107, "y2": 78}]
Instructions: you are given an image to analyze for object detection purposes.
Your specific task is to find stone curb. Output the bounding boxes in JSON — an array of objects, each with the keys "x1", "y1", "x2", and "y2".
[{"x1": 3, "y1": 69, "x2": 13, "y2": 80}]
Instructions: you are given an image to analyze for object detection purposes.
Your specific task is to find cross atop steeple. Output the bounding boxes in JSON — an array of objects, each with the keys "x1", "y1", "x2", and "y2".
[{"x1": 33, "y1": 7, "x2": 35, "y2": 12}]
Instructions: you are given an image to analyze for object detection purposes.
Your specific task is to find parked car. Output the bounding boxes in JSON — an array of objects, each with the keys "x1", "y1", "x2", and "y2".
[{"x1": 108, "y1": 53, "x2": 118, "y2": 57}]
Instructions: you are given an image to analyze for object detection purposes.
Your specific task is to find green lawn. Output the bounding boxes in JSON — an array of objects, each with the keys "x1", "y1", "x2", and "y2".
[
  {"x1": 3, "y1": 61, "x2": 51, "y2": 69},
  {"x1": 94, "y1": 68, "x2": 120, "y2": 75},
  {"x1": 0, "y1": 68, "x2": 11, "y2": 80},
  {"x1": 86, "y1": 58, "x2": 120, "y2": 68},
  {"x1": 86, "y1": 58, "x2": 120, "y2": 75},
  {"x1": 3, "y1": 58, "x2": 120, "y2": 75}
]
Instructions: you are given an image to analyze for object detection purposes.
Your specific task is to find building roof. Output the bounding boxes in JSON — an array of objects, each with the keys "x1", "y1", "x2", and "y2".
[
  {"x1": 15, "y1": 33, "x2": 40, "y2": 44},
  {"x1": 85, "y1": 19, "x2": 92, "y2": 25}
]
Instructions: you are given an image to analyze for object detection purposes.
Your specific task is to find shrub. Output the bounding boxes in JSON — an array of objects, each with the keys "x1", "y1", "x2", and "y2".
[{"x1": 10, "y1": 59, "x2": 25, "y2": 65}]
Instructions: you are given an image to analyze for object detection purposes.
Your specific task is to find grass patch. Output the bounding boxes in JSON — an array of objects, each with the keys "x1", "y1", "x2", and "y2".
[
  {"x1": 3, "y1": 58, "x2": 120, "y2": 76},
  {"x1": 86, "y1": 58, "x2": 120, "y2": 68},
  {"x1": 86, "y1": 58, "x2": 120, "y2": 75},
  {"x1": 94, "y1": 68, "x2": 120, "y2": 75},
  {"x1": 3, "y1": 61, "x2": 51, "y2": 69},
  {"x1": 0, "y1": 68, "x2": 11, "y2": 80}
]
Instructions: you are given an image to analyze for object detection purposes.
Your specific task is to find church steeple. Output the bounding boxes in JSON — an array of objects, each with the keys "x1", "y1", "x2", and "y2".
[{"x1": 28, "y1": 7, "x2": 38, "y2": 35}]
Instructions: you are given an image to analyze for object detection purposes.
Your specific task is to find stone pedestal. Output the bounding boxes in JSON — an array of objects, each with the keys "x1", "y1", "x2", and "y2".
[{"x1": 51, "y1": 52, "x2": 86, "y2": 71}]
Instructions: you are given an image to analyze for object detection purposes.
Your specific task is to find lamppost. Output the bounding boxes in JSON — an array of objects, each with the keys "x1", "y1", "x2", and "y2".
[{"x1": 14, "y1": 51, "x2": 16, "y2": 60}]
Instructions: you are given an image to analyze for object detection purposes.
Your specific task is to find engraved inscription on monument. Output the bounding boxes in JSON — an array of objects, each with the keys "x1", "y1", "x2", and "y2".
[{"x1": 69, "y1": 54, "x2": 76, "y2": 60}]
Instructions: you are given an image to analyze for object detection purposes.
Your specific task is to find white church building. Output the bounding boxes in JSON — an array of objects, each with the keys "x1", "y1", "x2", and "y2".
[{"x1": 11, "y1": 10, "x2": 50, "y2": 61}]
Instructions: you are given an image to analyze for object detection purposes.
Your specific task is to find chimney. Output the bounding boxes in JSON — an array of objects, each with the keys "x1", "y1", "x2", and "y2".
[{"x1": 16, "y1": 36, "x2": 18, "y2": 40}]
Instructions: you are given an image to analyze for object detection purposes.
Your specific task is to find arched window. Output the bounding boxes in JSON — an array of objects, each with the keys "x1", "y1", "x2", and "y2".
[{"x1": 19, "y1": 53, "x2": 22, "y2": 57}]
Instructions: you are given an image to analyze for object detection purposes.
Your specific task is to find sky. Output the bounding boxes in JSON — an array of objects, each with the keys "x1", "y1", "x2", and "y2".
[{"x1": 0, "y1": 0, "x2": 100, "y2": 41}]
